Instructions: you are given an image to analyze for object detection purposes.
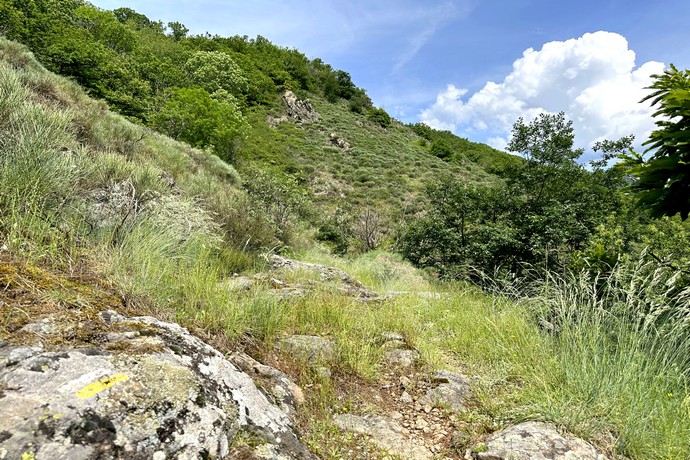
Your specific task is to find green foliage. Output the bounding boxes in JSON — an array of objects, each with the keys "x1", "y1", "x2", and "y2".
[
  {"x1": 401, "y1": 113, "x2": 623, "y2": 277},
  {"x1": 347, "y1": 88, "x2": 373, "y2": 114},
  {"x1": 150, "y1": 86, "x2": 249, "y2": 161},
  {"x1": 621, "y1": 65, "x2": 690, "y2": 220},
  {"x1": 183, "y1": 51, "x2": 248, "y2": 98},
  {"x1": 430, "y1": 138, "x2": 454, "y2": 158},
  {"x1": 367, "y1": 107, "x2": 392, "y2": 128},
  {"x1": 243, "y1": 169, "x2": 311, "y2": 247}
]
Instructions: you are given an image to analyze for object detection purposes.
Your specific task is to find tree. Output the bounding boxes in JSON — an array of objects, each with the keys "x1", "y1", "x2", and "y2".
[
  {"x1": 150, "y1": 87, "x2": 249, "y2": 161},
  {"x1": 621, "y1": 65, "x2": 690, "y2": 220},
  {"x1": 183, "y1": 51, "x2": 248, "y2": 98}
]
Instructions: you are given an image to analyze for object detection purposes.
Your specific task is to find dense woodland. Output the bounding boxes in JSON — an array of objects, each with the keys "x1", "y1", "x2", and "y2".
[{"x1": 1, "y1": 2, "x2": 690, "y2": 457}]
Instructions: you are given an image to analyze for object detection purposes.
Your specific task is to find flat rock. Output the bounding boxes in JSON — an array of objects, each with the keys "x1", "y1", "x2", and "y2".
[
  {"x1": 418, "y1": 370, "x2": 473, "y2": 411},
  {"x1": 476, "y1": 421, "x2": 608, "y2": 460},
  {"x1": 277, "y1": 335, "x2": 336, "y2": 363},
  {"x1": 333, "y1": 414, "x2": 432, "y2": 460},
  {"x1": 385, "y1": 348, "x2": 420, "y2": 367},
  {"x1": 0, "y1": 311, "x2": 314, "y2": 460}
]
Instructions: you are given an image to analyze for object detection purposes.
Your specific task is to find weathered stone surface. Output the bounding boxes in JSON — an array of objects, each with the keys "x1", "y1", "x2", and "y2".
[
  {"x1": 329, "y1": 133, "x2": 351, "y2": 149},
  {"x1": 385, "y1": 348, "x2": 420, "y2": 367},
  {"x1": 418, "y1": 370, "x2": 473, "y2": 411},
  {"x1": 333, "y1": 414, "x2": 432, "y2": 460},
  {"x1": 277, "y1": 335, "x2": 336, "y2": 363},
  {"x1": 282, "y1": 91, "x2": 320, "y2": 123},
  {"x1": 230, "y1": 352, "x2": 304, "y2": 420},
  {"x1": 269, "y1": 255, "x2": 385, "y2": 300},
  {"x1": 0, "y1": 311, "x2": 314, "y2": 460},
  {"x1": 476, "y1": 421, "x2": 608, "y2": 460}
]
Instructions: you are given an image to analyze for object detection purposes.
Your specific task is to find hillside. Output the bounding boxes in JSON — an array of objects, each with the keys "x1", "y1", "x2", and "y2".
[
  {"x1": 2, "y1": 37, "x2": 690, "y2": 460},
  {"x1": 3, "y1": 2, "x2": 690, "y2": 459}
]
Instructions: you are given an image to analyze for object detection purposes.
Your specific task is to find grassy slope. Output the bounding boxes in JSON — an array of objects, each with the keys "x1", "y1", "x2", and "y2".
[
  {"x1": 240, "y1": 95, "x2": 498, "y2": 217},
  {"x1": 1, "y1": 38, "x2": 689, "y2": 459}
]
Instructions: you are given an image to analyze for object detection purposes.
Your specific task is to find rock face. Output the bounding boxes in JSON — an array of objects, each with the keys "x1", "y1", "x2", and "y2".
[
  {"x1": 476, "y1": 421, "x2": 608, "y2": 460},
  {"x1": 418, "y1": 370, "x2": 473, "y2": 411},
  {"x1": 0, "y1": 311, "x2": 314, "y2": 460},
  {"x1": 333, "y1": 414, "x2": 433, "y2": 460},
  {"x1": 282, "y1": 90, "x2": 320, "y2": 123}
]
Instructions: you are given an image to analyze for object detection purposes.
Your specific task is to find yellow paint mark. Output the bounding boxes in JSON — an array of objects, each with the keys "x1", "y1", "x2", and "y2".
[
  {"x1": 76, "y1": 374, "x2": 129, "y2": 399},
  {"x1": 22, "y1": 451, "x2": 35, "y2": 460},
  {"x1": 52, "y1": 413, "x2": 63, "y2": 419}
]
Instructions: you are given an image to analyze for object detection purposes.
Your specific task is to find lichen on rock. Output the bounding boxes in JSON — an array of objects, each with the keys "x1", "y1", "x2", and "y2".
[{"x1": 0, "y1": 310, "x2": 314, "y2": 460}]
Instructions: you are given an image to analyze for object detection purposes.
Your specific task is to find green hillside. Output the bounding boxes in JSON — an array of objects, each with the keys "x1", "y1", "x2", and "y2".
[{"x1": 2, "y1": 2, "x2": 690, "y2": 459}]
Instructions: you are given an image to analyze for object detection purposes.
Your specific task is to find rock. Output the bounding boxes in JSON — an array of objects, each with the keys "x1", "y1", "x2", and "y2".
[
  {"x1": 400, "y1": 390, "x2": 414, "y2": 404},
  {"x1": 313, "y1": 366, "x2": 332, "y2": 380},
  {"x1": 266, "y1": 115, "x2": 289, "y2": 129},
  {"x1": 381, "y1": 331, "x2": 405, "y2": 342},
  {"x1": 333, "y1": 414, "x2": 432, "y2": 460},
  {"x1": 450, "y1": 429, "x2": 471, "y2": 450},
  {"x1": 329, "y1": 133, "x2": 351, "y2": 149},
  {"x1": 224, "y1": 275, "x2": 256, "y2": 292},
  {"x1": 418, "y1": 370, "x2": 473, "y2": 411},
  {"x1": 230, "y1": 352, "x2": 305, "y2": 419},
  {"x1": 381, "y1": 339, "x2": 407, "y2": 351},
  {"x1": 277, "y1": 335, "x2": 337, "y2": 363},
  {"x1": 282, "y1": 91, "x2": 320, "y2": 123},
  {"x1": 385, "y1": 349, "x2": 420, "y2": 367},
  {"x1": 0, "y1": 311, "x2": 314, "y2": 460},
  {"x1": 476, "y1": 421, "x2": 608, "y2": 460}
]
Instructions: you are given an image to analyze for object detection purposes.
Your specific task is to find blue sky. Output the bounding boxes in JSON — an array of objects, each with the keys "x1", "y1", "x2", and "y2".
[{"x1": 90, "y1": 0, "x2": 689, "y2": 156}]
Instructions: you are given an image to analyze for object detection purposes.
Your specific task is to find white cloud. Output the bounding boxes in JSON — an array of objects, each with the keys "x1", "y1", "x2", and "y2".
[{"x1": 420, "y1": 31, "x2": 666, "y2": 157}]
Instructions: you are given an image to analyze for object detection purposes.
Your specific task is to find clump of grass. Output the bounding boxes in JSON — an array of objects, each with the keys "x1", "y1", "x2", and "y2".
[{"x1": 474, "y1": 260, "x2": 690, "y2": 458}]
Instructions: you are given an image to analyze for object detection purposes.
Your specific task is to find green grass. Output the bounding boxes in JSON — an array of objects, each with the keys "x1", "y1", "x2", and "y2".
[{"x1": 3, "y1": 36, "x2": 689, "y2": 459}]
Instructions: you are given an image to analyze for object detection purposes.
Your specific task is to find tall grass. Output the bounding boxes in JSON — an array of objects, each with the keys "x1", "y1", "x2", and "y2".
[{"x1": 495, "y1": 261, "x2": 690, "y2": 458}]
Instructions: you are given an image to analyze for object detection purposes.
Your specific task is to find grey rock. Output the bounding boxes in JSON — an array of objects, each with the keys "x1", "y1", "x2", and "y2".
[
  {"x1": 385, "y1": 348, "x2": 420, "y2": 367},
  {"x1": 381, "y1": 331, "x2": 405, "y2": 342},
  {"x1": 282, "y1": 91, "x2": 320, "y2": 123},
  {"x1": 230, "y1": 352, "x2": 304, "y2": 420},
  {"x1": 0, "y1": 311, "x2": 314, "y2": 460},
  {"x1": 333, "y1": 414, "x2": 432, "y2": 460},
  {"x1": 277, "y1": 335, "x2": 336, "y2": 363},
  {"x1": 476, "y1": 421, "x2": 608, "y2": 460},
  {"x1": 329, "y1": 133, "x2": 351, "y2": 149},
  {"x1": 418, "y1": 370, "x2": 473, "y2": 411}
]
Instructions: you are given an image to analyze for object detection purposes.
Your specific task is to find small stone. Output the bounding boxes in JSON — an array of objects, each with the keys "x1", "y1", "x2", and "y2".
[
  {"x1": 399, "y1": 376, "x2": 412, "y2": 389},
  {"x1": 385, "y1": 349, "x2": 420, "y2": 367},
  {"x1": 152, "y1": 452, "x2": 166, "y2": 460},
  {"x1": 415, "y1": 418, "x2": 429, "y2": 430},
  {"x1": 314, "y1": 366, "x2": 332, "y2": 380},
  {"x1": 381, "y1": 331, "x2": 405, "y2": 342},
  {"x1": 400, "y1": 391, "x2": 414, "y2": 404}
]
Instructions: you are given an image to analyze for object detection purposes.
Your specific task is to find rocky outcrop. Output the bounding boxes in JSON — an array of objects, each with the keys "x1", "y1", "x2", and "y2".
[
  {"x1": 418, "y1": 370, "x2": 473, "y2": 411},
  {"x1": 282, "y1": 91, "x2": 320, "y2": 123},
  {"x1": 0, "y1": 311, "x2": 314, "y2": 460},
  {"x1": 328, "y1": 133, "x2": 350, "y2": 149},
  {"x1": 269, "y1": 255, "x2": 388, "y2": 301},
  {"x1": 476, "y1": 421, "x2": 608, "y2": 460},
  {"x1": 333, "y1": 414, "x2": 433, "y2": 460}
]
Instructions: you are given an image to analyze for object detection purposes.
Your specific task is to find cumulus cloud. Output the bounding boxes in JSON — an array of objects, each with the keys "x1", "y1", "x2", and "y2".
[{"x1": 420, "y1": 31, "x2": 665, "y2": 157}]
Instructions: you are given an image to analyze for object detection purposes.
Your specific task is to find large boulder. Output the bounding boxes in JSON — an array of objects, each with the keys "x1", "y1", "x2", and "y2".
[
  {"x1": 0, "y1": 310, "x2": 314, "y2": 460},
  {"x1": 333, "y1": 414, "x2": 433, "y2": 460},
  {"x1": 476, "y1": 421, "x2": 608, "y2": 460}
]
